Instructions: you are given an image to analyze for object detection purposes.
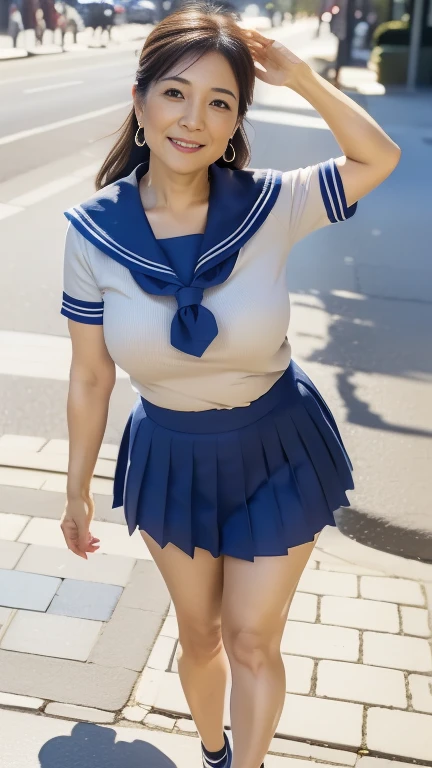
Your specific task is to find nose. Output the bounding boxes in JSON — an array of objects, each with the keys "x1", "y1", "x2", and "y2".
[{"x1": 179, "y1": 98, "x2": 206, "y2": 133}]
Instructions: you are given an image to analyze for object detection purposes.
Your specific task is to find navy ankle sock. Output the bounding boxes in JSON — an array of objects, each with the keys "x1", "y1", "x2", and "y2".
[{"x1": 201, "y1": 731, "x2": 230, "y2": 767}]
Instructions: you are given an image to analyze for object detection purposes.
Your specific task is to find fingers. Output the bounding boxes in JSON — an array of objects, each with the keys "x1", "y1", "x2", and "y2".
[{"x1": 61, "y1": 518, "x2": 100, "y2": 560}]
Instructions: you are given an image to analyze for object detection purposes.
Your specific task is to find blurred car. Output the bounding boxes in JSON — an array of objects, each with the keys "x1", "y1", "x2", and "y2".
[
  {"x1": 122, "y1": 0, "x2": 157, "y2": 24},
  {"x1": 64, "y1": 0, "x2": 123, "y2": 28}
]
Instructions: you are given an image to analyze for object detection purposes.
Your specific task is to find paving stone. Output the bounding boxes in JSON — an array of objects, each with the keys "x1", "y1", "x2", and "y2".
[
  {"x1": 144, "y1": 712, "x2": 176, "y2": 730},
  {"x1": 281, "y1": 620, "x2": 360, "y2": 661},
  {"x1": 135, "y1": 667, "x2": 165, "y2": 707},
  {"x1": 0, "y1": 692, "x2": 44, "y2": 710},
  {"x1": 47, "y1": 579, "x2": 123, "y2": 621},
  {"x1": 146, "y1": 635, "x2": 177, "y2": 671},
  {"x1": 0, "y1": 539, "x2": 27, "y2": 569},
  {"x1": 265, "y1": 758, "x2": 349, "y2": 768},
  {"x1": 117, "y1": 559, "x2": 171, "y2": 613},
  {"x1": 360, "y1": 576, "x2": 424, "y2": 606},
  {"x1": 0, "y1": 649, "x2": 137, "y2": 709},
  {"x1": 16, "y1": 544, "x2": 135, "y2": 586},
  {"x1": 123, "y1": 705, "x2": 148, "y2": 722},
  {"x1": 98, "y1": 443, "x2": 119, "y2": 461},
  {"x1": 287, "y1": 591, "x2": 317, "y2": 623},
  {"x1": 1, "y1": 610, "x2": 103, "y2": 661},
  {"x1": 0, "y1": 449, "x2": 114, "y2": 479},
  {"x1": 363, "y1": 631, "x2": 432, "y2": 672},
  {"x1": 40, "y1": 474, "x2": 113, "y2": 495},
  {"x1": 175, "y1": 718, "x2": 198, "y2": 733},
  {"x1": 89, "y1": 606, "x2": 163, "y2": 671},
  {"x1": 282, "y1": 654, "x2": 314, "y2": 694},
  {"x1": 354, "y1": 759, "x2": 430, "y2": 768},
  {"x1": 278, "y1": 692, "x2": 363, "y2": 748},
  {"x1": 44, "y1": 702, "x2": 116, "y2": 723},
  {"x1": 152, "y1": 670, "x2": 190, "y2": 715},
  {"x1": 268, "y1": 736, "x2": 357, "y2": 765},
  {"x1": 0, "y1": 435, "x2": 47, "y2": 452},
  {"x1": 0, "y1": 467, "x2": 47, "y2": 490},
  {"x1": 18, "y1": 517, "x2": 146, "y2": 559},
  {"x1": 408, "y1": 674, "x2": 432, "y2": 714},
  {"x1": 0, "y1": 485, "x2": 124, "y2": 524},
  {"x1": 0, "y1": 607, "x2": 13, "y2": 638},
  {"x1": 367, "y1": 706, "x2": 432, "y2": 761},
  {"x1": 319, "y1": 561, "x2": 384, "y2": 575},
  {"x1": 17, "y1": 516, "x2": 66, "y2": 548},
  {"x1": 297, "y1": 569, "x2": 357, "y2": 597},
  {"x1": 401, "y1": 606, "x2": 431, "y2": 637},
  {"x1": 38, "y1": 439, "x2": 69, "y2": 455},
  {"x1": 321, "y1": 596, "x2": 400, "y2": 632},
  {"x1": 0, "y1": 511, "x2": 30, "y2": 540},
  {"x1": 316, "y1": 659, "x2": 407, "y2": 707},
  {"x1": 0, "y1": 568, "x2": 61, "y2": 611},
  {"x1": 159, "y1": 614, "x2": 179, "y2": 639}
]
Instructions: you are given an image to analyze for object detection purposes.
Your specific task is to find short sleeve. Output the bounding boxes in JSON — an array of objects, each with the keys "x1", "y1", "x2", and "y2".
[
  {"x1": 273, "y1": 158, "x2": 358, "y2": 248},
  {"x1": 60, "y1": 223, "x2": 104, "y2": 325}
]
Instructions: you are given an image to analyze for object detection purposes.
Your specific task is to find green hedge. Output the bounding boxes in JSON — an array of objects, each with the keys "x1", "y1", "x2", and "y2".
[{"x1": 372, "y1": 19, "x2": 432, "y2": 47}]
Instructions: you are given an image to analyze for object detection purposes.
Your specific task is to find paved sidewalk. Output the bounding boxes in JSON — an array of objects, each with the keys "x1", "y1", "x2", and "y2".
[{"x1": 0, "y1": 433, "x2": 431, "y2": 764}]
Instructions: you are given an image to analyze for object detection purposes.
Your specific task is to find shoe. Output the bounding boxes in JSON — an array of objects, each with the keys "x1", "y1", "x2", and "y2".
[{"x1": 201, "y1": 730, "x2": 232, "y2": 768}]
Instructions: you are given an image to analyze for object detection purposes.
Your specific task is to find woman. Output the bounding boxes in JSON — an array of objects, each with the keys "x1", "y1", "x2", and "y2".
[{"x1": 59, "y1": 4, "x2": 400, "y2": 767}]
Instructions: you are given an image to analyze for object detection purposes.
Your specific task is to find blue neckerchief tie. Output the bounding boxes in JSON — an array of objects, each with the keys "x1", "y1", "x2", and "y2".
[{"x1": 64, "y1": 161, "x2": 282, "y2": 357}]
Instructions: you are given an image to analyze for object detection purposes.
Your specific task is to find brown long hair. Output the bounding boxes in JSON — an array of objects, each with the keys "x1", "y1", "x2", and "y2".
[{"x1": 95, "y1": 2, "x2": 256, "y2": 190}]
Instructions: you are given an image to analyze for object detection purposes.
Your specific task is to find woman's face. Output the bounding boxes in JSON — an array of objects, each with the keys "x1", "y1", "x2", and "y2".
[{"x1": 133, "y1": 51, "x2": 240, "y2": 172}]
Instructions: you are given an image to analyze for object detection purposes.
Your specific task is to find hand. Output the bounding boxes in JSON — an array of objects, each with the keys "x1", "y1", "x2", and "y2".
[
  {"x1": 243, "y1": 28, "x2": 311, "y2": 89},
  {"x1": 60, "y1": 494, "x2": 100, "y2": 560}
]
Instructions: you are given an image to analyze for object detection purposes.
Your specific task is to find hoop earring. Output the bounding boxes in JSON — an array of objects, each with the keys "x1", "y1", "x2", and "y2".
[
  {"x1": 223, "y1": 140, "x2": 235, "y2": 163},
  {"x1": 135, "y1": 123, "x2": 146, "y2": 147}
]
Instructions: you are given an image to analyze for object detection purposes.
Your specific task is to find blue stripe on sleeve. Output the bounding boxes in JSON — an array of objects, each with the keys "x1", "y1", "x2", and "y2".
[
  {"x1": 319, "y1": 159, "x2": 358, "y2": 223},
  {"x1": 61, "y1": 291, "x2": 104, "y2": 325}
]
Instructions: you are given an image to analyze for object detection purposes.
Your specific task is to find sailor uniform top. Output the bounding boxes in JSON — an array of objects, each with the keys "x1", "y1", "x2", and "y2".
[{"x1": 61, "y1": 159, "x2": 357, "y2": 412}]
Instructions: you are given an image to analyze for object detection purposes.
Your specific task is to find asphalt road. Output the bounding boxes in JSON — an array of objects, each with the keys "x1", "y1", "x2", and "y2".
[{"x1": 1, "y1": 19, "x2": 431, "y2": 561}]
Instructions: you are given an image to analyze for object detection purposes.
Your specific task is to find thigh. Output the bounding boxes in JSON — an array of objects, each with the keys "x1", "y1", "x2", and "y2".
[
  {"x1": 140, "y1": 531, "x2": 224, "y2": 638},
  {"x1": 221, "y1": 533, "x2": 319, "y2": 652}
]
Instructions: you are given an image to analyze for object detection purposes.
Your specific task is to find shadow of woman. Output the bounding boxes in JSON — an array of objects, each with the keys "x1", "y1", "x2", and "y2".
[{"x1": 38, "y1": 722, "x2": 178, "y2": 768}]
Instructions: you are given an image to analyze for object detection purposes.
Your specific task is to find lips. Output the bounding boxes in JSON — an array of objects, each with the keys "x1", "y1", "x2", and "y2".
[{"x1": 168, "y1": 137, "x2": 204, "y2": 153}]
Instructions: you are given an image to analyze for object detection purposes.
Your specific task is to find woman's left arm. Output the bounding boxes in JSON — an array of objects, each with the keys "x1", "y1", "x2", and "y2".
[{"x1": 245, "y1": 29, "x2": 401, "y2": 208}]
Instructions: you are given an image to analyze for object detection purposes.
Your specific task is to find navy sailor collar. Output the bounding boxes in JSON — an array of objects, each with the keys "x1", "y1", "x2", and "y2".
[{"x1": 64, "y1": 161, "x2": 282, "y2": 357}]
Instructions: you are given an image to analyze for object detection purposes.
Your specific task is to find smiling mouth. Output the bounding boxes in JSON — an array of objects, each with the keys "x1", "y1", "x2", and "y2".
[{"x1": 168, "y1": 137, "x2": 204, "y2": 150}]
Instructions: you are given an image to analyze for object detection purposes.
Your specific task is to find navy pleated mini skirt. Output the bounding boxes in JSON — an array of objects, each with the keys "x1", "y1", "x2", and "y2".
[{"x1": 112, "y1": 359, "x2": 354, "y2": 562}]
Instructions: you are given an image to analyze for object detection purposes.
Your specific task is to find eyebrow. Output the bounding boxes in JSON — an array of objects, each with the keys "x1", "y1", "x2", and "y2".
[{"x1": 160, "y1": 75, "x2": 237, "y2": 101}]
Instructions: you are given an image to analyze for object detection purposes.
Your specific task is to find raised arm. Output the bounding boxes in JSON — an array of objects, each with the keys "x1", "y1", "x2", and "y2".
[{"x1": 245, "y1": 28, "x2": 401, "y2": 207}]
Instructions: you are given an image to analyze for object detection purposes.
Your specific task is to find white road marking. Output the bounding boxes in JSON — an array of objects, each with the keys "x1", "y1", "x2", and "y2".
[
  {"x1": 23, "y1": 80, "x2": 83, "y2": 94},
  {"x1": 1, "y1": 162, "x2": 99, "y2": 218},
  {"x1": 0, "y1": 101, "x2": 131, "y2": 146},
  {"x1": 0, "y1": 330, "x2": 129, "y2": 381}
]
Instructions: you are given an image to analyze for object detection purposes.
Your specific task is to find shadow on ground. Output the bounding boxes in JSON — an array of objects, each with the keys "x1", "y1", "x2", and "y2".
[{"x1": 38, "y1": 722, "x2": 176, "y2": 768}]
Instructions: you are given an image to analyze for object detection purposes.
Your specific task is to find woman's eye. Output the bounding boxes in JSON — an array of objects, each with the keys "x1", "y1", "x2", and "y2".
[{"x1": 163, "y1": 89, "x2": 230, "y2": 110}]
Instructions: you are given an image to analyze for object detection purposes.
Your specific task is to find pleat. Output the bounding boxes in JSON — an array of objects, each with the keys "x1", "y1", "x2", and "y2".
[
  {"x1": 123, "y1": 417, "x2": 155, "y2": 535},
  {"x1": 288, "y1": 401, "x2": 348, "y2": 512},
  {"x1": 112, "y1": 408, "x2": 132, "y2": 510},
  {"x1": 216, "y1": 432, "x2": 255, "y2": 561},
  {"x1": 274, "y1": 409, "x2": 332, "y2": 527},
  {"x1": 192, "y1": 437, "x2": 220, "y2": 558},
  {"x1": 165, "y1": 435, "x2": 194, "y2": 557},
  {"x1": 135, "y1": 426, "x2": 171, "y2": 546},
  {"x1": 298, "y1": 382, "x2": 354, "y2": 485},
  {"x1": 245, "y1": 423, "x2": 289, "y2": 557}
]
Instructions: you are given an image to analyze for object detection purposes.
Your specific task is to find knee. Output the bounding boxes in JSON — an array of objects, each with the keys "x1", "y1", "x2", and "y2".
[
  {"x1": 223, "y1": 627, "x2": 277, "y2": 673},
  {"x1": 178, "y1": 621, "x2": 223, "y2": 663}
]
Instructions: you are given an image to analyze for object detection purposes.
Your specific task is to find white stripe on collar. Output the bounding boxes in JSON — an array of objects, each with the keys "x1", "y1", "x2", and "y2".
[
  {"x1": 196, "y1": 168, "x2": 275, "y2": 271},
  {"x1": 69, "y1": 205, "x2": 177, "y2": 276}
]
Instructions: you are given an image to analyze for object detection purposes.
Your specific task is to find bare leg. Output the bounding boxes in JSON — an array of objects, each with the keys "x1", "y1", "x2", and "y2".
[
  {"x1": 140, "y1": 531, "x2": 228, "y2": 752},
  {"x1": 222, "y1": 533, "x2": 320, "y2": 768}
]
